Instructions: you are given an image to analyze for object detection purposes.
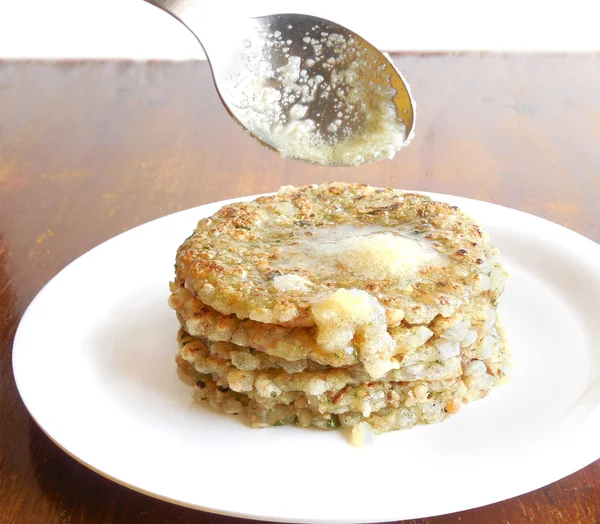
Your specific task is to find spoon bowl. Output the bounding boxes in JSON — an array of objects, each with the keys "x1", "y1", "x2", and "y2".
[{"x1": 145, "y1": 2, "x2": 415, "y2": 166}]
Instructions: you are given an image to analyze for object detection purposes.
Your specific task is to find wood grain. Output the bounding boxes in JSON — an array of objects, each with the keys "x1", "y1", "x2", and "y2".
[{"x1": 1, "y1": 55, "x2": 599, "y2": 524}]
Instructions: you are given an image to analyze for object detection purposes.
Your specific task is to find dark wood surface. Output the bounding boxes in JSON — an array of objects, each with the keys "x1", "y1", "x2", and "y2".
[{"x1": 1, "y1": 55, "x2": 599, "y2": 524}]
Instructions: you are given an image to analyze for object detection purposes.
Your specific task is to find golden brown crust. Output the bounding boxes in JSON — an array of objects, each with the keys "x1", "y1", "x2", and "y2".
[
  {"x1": 177, "y1": 320, "x2": 511, "y2": 433},
  {"x1": 175, "y1": 183, "x2": 505, "y2": 326},
  {"x1": 177, "y1": 313, "x2": 506, "y2": 398},
  {"x1": 170, "y1": 283, "x2": 499, "y2": 368}
]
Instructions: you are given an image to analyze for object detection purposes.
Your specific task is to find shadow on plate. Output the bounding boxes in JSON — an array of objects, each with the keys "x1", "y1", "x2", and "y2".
[
  {"x1": 27, "y1": 421, "x2": 259, "y2": 523},
  {"x1": 83, "y1": 285, "x2": 261, "y2": 434},
  {"x1": 84, "y1": 286, "x2": 192, "y2": 419}
]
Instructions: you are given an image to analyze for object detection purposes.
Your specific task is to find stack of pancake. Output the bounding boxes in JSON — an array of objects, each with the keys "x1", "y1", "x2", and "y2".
[{"x1": 169, "y1": 183, "x2": 511, "y2": 438}]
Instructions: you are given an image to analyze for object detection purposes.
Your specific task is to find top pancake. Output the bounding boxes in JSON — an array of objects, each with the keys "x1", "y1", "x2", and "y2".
[{"x1": 175, "y1": 182, "x2": 505, "y2": 328}]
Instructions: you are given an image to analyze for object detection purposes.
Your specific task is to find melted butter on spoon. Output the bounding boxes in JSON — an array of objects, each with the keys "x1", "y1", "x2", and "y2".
[{"x1": 143, "y1": 4, "x2": 415, "y2": 166}]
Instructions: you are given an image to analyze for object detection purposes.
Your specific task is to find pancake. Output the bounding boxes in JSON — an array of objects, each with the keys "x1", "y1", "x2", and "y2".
[
  {"x1": 171, "y1": 285, "x2": 499, "y2": 369},
  {"x1": 176, "y1": 330, "x2": 511, "y2": 435},
  {"x1": 170, "y1": 182, "x2": 511, "y2": 439},
  {"x1": 176, "y1": 316, "x2": 507, "y2": 402},
  {"x1": 176, "y1": 183, "x2": 505, "y2": 327}
]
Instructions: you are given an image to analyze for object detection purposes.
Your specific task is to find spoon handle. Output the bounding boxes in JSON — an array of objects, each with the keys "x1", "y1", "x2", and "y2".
[
  {"x1": 142, "y1": 0, "x2": 223, "y2": 57},
  {"x1": 143, "y1": 0, "x2": 192, "y2": 18}
]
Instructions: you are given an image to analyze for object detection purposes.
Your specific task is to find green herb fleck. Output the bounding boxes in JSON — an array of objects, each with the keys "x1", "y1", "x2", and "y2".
[
  {"x1": 326, "y1": 415, "x2": 341, "y2": 429},
  {"x1": 274, "y1": 415, "x2": 297, "y2": 427}
]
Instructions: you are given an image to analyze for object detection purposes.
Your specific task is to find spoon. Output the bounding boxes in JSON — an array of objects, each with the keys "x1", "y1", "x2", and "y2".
[{"x1": 144, "y1": 1, "x2": 415, "y2": 166}]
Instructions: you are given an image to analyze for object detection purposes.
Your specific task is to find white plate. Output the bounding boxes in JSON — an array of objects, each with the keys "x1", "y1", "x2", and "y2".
[{"x1": 13, "y1": 192, "x2": 600, "y2": 523}]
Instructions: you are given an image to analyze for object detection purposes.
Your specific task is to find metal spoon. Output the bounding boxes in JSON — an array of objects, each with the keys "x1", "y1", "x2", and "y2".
[{"x1": 144, "y1": 1, "x2": 415, "y2": 166}]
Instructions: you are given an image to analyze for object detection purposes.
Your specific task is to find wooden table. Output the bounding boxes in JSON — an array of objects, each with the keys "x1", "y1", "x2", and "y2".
[{"x1": 1, "y1": 55, "x2": 599, "y2": 524}]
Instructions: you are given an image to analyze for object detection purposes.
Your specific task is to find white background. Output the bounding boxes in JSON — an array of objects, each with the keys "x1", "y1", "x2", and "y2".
[{"x1": 1, "y1": 0, "x2": 599, "y2": 59}]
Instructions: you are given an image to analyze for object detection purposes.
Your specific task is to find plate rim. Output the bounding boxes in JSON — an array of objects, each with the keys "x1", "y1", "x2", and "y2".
[{"x1": 12, "y1": 189, "x2": 600, "y2": 523}]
